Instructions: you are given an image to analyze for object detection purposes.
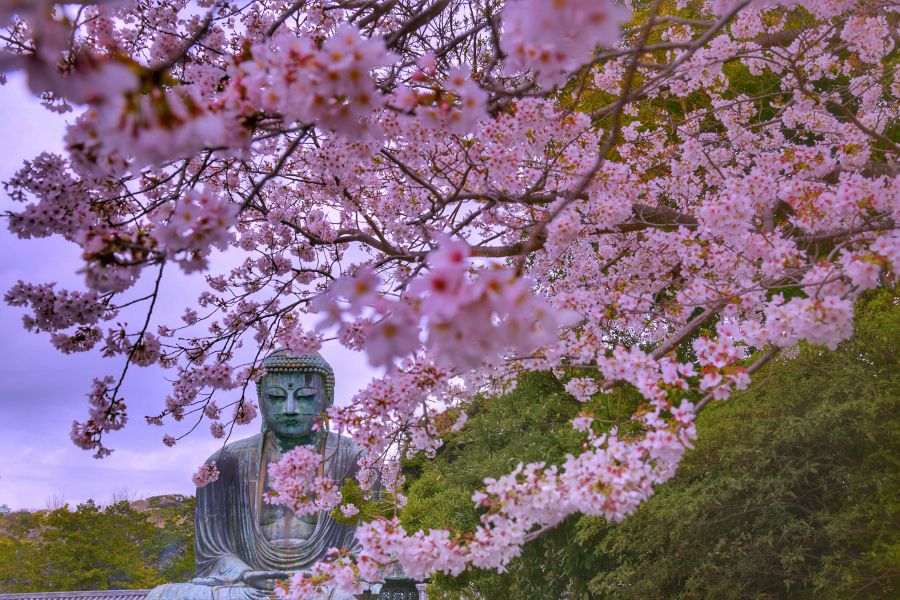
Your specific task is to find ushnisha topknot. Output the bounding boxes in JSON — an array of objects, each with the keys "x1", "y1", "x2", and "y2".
[{"x1": 256, "y1": 349, "x2": 335, "y2": 406}]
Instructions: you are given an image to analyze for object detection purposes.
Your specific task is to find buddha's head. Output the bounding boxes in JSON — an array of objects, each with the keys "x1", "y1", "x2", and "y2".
[{"x1": 256, "y1": 350, "x2": 335, "y2": 440}]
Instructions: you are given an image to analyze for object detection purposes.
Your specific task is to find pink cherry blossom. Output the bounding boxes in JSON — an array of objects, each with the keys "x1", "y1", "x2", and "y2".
[
  {"x1": 565, "y1": 377, "x2": 599, "y2": 403},
  {"x1": 363, "y1": 304, "x2": 421, "y2": 369},
  {"x1": 502, "y1": 0, "x2": 631, "y2": 87},
  {"x1": 192, "y1": 463, "x2": 219, "y2": 487},
  {"x1": 2, "y1": 0, "x2": 897, "y2": 590},
  {"x1": 268, "y1": 446, "x2": 342, "y2": 516},
  {"x1": 151, "y1": 187, "x2": 239, "y2": 272},
  {"x1": 328, "y1": 268, "x2": 383, "y2": 314}
]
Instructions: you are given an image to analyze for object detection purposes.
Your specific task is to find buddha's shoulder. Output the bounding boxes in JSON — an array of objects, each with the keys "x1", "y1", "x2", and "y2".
[
  {"x1": 324, "y1": 431, "x2": 363, "y2": 456},
  {"x1": 204, "y1": 432, "x2": 361, "y2": 464},
  {"x1": 205, "y1": 432, "x2": 264, "y2": 463}
]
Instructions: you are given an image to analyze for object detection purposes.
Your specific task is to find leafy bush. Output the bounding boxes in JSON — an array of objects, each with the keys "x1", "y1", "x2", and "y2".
[{"x1": 0, "y1": 495, "x2": 194, "y2": 592}]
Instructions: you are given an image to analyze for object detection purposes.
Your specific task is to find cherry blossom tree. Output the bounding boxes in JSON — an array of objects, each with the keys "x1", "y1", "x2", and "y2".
[{"x1": 2, "y1": 0, "x2": 898, "y2": 596}]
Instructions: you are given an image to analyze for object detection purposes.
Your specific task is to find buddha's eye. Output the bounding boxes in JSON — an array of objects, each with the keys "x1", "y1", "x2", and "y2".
[{"x1": 268, "y1": 392, "x2": 286, "y2": 402}]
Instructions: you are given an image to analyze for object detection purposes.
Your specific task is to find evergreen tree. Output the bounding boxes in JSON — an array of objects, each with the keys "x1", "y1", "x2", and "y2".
[
  {"x1": 403, "y1": 291, "x2": 900, "y2": 599},
  {"x1": 0, "y1": 495, "x2": 194, "y2": 592}
]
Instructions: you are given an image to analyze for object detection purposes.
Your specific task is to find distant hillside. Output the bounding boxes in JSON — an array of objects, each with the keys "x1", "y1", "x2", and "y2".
[
  {"x1": 0, "y1": 494, "x2": 195, "y2": 592},
  {"x1": 131, "y1": 494, "x2": 193, "y2": 527}
]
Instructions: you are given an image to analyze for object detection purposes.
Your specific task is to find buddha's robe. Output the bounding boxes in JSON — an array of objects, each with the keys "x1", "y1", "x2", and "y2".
[{"x1": 147, "y1": 431, "x2": 363, "y2": 600}]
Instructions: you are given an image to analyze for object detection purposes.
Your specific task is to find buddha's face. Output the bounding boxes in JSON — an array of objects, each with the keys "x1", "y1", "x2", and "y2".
[{"x1": 259, "y1": 371, "x2": 326, "y2": 438}]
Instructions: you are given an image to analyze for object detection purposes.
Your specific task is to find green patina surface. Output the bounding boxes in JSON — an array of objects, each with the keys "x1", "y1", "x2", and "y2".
[{"x1": 147, "y1": 350, "x2": 363, "y2": 600}]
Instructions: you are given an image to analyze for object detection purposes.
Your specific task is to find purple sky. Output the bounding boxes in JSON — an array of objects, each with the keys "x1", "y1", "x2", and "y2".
[{"x1": 0, "y1": 75, "x2": 378, "y2": 510}]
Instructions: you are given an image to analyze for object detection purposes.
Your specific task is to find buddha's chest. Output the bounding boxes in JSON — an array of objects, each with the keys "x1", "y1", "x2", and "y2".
[{"x1": 257, "y1": 445, "x2": 318, "y2": 546}]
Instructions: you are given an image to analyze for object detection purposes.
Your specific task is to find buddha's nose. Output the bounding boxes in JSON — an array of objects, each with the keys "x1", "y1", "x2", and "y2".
[{"x1": 283, "y1": 394, "x2": 298, "y2": 415}]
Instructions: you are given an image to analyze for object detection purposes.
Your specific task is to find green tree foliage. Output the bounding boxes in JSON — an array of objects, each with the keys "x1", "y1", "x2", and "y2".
[
  {"x1": 401, "y1": 372, "x2": 599, "y2": 599},
  {"x1": 582, "y1": 291, "x2": 900, "y2": 599},
  {"x1": 0, "y1": 495, "x2": 194, "y2": 592},
  {"x1": 403, "y1": 291, "x2": 900, "y2": 599},
  {"x1": 136, "y1": 495, "x2": 196, "y2": 584}
]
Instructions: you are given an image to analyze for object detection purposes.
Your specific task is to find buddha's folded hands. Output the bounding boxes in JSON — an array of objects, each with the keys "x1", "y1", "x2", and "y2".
[{"x1": 241, "y1": 570, "x2": 291, "y2": 590}]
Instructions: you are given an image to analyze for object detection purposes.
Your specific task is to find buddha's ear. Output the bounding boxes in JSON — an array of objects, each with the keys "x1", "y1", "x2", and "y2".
[{"x1": 322, "y1": 386, "x2": 335, "y2": 412}]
